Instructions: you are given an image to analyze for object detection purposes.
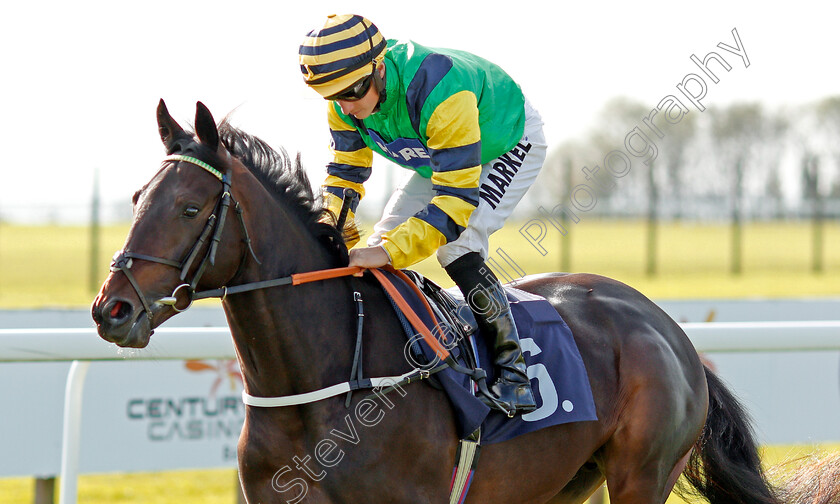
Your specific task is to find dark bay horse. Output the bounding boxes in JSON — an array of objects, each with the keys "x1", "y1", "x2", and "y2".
[{"x1": 92, "y1": 100, "x2": 783, "y2": 504}]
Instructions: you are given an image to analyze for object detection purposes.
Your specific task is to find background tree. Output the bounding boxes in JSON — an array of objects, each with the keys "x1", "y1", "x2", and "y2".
[
  {"x1": 708, "y1": 103, "x2": 765, "y2": 275},
  {"x1": 811, "y1": 96, "x2": 840, "y2": 272}
]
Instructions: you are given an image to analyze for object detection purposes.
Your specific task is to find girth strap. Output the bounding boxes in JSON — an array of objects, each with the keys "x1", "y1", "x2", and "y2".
[{"x1": 449, "y1": 429, "x2": 482, "y2": 504}]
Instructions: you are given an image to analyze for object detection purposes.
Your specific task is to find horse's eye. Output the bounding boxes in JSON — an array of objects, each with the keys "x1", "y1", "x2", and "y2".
[{"x1": 183, "y1": 205, "x2": 201, "y2": 218}]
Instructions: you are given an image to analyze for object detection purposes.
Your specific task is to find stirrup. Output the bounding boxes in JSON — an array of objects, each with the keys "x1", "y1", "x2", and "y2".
[
  {"x1": 480, "y1": 380, "x2": 537, "y2": 417},
  {"x1": 476, "y1": 380, "x2": 517, "y2": 418}
]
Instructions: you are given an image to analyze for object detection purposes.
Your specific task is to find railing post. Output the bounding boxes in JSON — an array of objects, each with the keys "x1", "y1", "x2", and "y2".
[
  {"x1": 34, "y1": 476, "x2": 56, "y2": 504},
  {"x1": 58, "y1": 360, "x2": 91, "y2": 504}
]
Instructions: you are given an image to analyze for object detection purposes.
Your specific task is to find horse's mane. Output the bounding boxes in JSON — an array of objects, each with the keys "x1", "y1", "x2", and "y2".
[{"x1": 215, "y1": 119, "x2": 349, "y2": 265}]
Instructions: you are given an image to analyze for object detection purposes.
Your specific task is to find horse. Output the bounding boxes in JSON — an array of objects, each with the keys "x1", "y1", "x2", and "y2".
[{"x1": 92, "y1": 100, "x2": 783, "y2": 504}]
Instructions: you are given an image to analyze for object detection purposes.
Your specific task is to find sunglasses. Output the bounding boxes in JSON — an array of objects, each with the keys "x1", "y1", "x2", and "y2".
[{"x1": 325, "y1": 74, "x2": 373, "y2": 101}]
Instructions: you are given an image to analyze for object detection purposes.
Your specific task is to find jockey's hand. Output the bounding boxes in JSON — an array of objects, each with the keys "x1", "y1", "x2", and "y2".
[{"x1": 348, "y1": 246, "x2": 390, "y2": 276}]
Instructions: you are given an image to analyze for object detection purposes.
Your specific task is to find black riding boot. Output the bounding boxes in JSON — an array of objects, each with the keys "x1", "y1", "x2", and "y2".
[{"x1": 445, "y1": 252, "x2": 537, "y2": 414}]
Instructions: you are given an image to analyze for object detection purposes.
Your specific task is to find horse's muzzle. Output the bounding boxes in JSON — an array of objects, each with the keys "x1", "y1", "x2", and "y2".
[{"x1": 91, "y1": 295, "x2": 153, "y2": 348}]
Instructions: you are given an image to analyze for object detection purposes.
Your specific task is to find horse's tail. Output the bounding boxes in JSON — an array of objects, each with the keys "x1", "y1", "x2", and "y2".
[
  {"x1": 775, "y1": 452, "x2": 840, "y2": 504},
  {"x1": 678, "y1": 366, "x2": 783, "y2": 504}
]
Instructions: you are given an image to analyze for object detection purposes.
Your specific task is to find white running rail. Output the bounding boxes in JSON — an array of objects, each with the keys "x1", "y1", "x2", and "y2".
[{"x1": 1, "y1": 321, "x2": 840, "y2": 504}]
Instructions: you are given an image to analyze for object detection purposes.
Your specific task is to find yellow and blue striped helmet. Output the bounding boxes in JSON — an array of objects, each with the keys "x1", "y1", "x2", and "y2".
[{"x1": 299, "y1": 14, "x2": 387, "y2": 98}]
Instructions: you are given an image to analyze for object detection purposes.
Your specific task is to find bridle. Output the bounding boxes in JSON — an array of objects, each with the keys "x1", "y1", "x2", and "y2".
[{"x1": 109, "y1": 154, "x2": 259, "y2": 320}]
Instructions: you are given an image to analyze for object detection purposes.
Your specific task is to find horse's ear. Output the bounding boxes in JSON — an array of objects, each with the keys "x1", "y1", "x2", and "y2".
[
  {"x1": 156, "y1": 99, "x2": 185, "y2": 152},
  {"x1": 195, "y1": 101, "x2": 219, "y2": 151}
]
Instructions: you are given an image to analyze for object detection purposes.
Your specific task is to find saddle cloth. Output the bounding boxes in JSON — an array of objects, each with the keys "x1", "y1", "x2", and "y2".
[{"x1": 377, "y1": 270, "x2": 597, "y2": 444}]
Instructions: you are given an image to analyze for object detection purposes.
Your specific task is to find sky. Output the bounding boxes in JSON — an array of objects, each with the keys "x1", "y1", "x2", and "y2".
[{"x1": 1, "y1": 0, "x2": 838, "y2": 222}]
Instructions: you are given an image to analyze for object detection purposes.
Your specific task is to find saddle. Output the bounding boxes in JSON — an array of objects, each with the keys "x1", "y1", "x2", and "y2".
[
  {"x1": 398, "y1": 270, "x2": 480, "y2": 386},
  {"x1": 372, "y1": 268, "x2": 598, "y2": 441}
]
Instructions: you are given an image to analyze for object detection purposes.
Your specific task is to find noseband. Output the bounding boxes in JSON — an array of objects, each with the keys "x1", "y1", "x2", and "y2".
[{"x1": 109, "y1": 154, "x2": 259, "y2": 321}]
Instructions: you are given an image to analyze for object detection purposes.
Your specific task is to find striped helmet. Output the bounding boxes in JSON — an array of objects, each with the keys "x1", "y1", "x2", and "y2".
[{"x1": 299, "y1": 14, "x2": 387, "y2": 98}]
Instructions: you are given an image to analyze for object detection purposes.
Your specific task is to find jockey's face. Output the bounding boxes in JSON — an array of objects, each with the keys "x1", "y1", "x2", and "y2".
[{"x1": 335, "y1": 63, "x2": 383, "y2": 120}]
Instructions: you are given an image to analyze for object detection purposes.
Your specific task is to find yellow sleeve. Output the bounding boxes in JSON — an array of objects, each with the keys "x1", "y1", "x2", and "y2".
[
  {"x1": 322, "y1": 103, "x2": 373, "y2": 248},
  {"x1": 380, "y1": 91, "x2": 482, "y2": 269}
]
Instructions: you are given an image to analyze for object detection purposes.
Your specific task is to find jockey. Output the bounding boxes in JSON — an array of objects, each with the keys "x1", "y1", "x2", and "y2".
[{"x1": 300, "y1": 14, "x2": 546, "y2": 415}]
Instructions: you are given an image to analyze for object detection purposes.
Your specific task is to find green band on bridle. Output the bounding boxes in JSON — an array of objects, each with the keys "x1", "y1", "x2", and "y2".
[{"x1": 164, "y1": 155, "x2": 224, "y2": 181}]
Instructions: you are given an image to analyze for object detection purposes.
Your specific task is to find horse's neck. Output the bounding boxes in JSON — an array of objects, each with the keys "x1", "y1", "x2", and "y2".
[
  {"x1": 224, "y1": 174, "x2": 353, "y2": 400},
  {"x1": 224, "y1": 287, "x2": 352, "y2": 400}
]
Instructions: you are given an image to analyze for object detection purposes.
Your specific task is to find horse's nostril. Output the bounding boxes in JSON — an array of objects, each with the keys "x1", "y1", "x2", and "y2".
[{"x1": 106, "y1": 300, "x2": 132, "y2": 322}]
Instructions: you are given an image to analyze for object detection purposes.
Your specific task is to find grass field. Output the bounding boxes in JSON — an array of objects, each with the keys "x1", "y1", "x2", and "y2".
[
  {"x1": 0, "y1": 219, "x2": 838, "y2": 502},
  {"x1": 0, "y1": 219, "x2": 838, "y2": 308},
  {"x1": 2, "y1": 444, "x2": 838, "y2": 503}
]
